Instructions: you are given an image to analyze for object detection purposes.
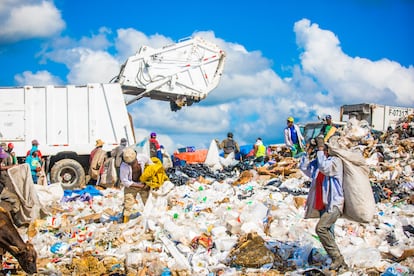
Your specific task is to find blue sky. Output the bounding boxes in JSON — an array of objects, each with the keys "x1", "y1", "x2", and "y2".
[{"x1": 1, "y1": 0, "x2": 413, "y2": 153}]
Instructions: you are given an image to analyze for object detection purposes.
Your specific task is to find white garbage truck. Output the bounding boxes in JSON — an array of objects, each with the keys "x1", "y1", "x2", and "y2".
[
  {"x1": 0, "y1": 36, "x2": 226, "y2": 189},
  {"x1": 340, "y1": 103, "x2": 414, "y2": 132}
]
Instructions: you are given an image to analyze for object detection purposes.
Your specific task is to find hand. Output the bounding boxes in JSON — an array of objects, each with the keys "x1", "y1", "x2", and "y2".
[
  {"x1": 133, "y1": 182, "x2": 145, "y2": 188},
  {"x1": 316, "y1": 136, "x2": 325, "y2": 148}
]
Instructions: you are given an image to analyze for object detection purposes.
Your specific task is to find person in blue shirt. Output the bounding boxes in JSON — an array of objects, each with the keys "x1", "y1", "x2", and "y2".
[
  {"x1": 25, "y1": 150, "x2": 42, "y2": 184},
  {"x1": 299, "y1": 137, "x2": 348, "y2": 271},
  {"x1": 284, "y1": 116, "x2": 305, "y2": 157}
]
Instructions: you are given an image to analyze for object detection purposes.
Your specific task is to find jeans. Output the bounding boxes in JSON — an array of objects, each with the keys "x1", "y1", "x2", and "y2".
[{"x1": 316, "y1": 206, "x2": 342, "y2": 259}]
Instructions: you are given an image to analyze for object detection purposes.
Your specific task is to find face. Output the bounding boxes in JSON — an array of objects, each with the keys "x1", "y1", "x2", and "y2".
[{"x1": 287, "y1": 120, "x2": 293, "y2": 126}]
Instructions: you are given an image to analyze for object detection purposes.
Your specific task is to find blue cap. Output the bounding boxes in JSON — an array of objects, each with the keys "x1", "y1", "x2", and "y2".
[{"x1": 326, "y1": 115, "x2": 332, "y2": 120}]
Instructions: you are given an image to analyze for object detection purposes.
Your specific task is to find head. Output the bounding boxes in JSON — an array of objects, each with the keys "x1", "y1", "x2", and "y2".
[
  {"x1": 8, "y1": 142, "x2": 14, "y2": 150},
  {"x1": 150, "y1": 132, "x2": 157, "y2": 138},
  {"x1": 326, "y1": 115, "x2": 332, "y2": 124},
  {"x1": 122, "y1": 147, "x2": 137, "y2": 164},
  {"x1": 120, "y1": 138, "x2": 127, "y2": 146},
  {"x1": 227, "y1": 132, "x2": 233, "y2": 138},
  {"x1": 31, "y1": 139, "x2": 39, "y2": 146},
  {"x1": 287, "y1": 116, "x2": 294, "y2": 126},
  {"x1": 95, "y1": 139, "x2": 104, "y2": 147}
]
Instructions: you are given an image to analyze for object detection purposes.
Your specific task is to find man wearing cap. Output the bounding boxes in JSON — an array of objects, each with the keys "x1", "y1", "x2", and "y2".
[
  {"x1": 319, "y1": 115, "x2": 336, "y2": 142},
  {"x1": 300, "y1": 137, "x2": 348, "y2": 271},
  {"x1": 26, "y1": 139, "x2": 43, "y2": 159},
  {"x1": 6, "y1": 143, "x2": 18, "y2": 165},
  {"x1": 219, "y1": 132, "x2": 240, "y2": 159},
  {"x1": 120, "y1": 148, "x2": 153, "y2": 221},
  {"x1": 284, "y1": 117, "x2": 305, "y2": 157},
  {"x1": 111, "y1": 138, "x2": 128, "y2": 188},
  {"x1": 88, "y1": 139, "x2": 107, "y2": 185}
]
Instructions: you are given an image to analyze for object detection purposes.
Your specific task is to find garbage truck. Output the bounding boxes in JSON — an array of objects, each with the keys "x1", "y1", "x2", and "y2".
[
  {"x1": 340, "y1": 103, "x2": 414, "y2": 132},
  {"x1": 0, "y1": 36, "x2": 226, "y2": 189}
]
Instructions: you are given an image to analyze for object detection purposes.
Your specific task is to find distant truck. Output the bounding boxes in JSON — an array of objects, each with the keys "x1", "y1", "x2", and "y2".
[
  {"x1": 340, "y1": 103, "x2": 414, "y2": 132},
  {"x1": 0, "y1": 37, "x2": 226, "y2": 189}
]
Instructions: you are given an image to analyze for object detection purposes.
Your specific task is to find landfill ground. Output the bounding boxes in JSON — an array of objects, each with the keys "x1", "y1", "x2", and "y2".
[{"x1": 2, "y1": 116, "x2": 414, "y2": 276}]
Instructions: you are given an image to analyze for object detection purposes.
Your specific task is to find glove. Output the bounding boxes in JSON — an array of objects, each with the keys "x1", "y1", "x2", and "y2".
[{"x1": 316, "y1": 136, "x2": 325, "y2": 148}]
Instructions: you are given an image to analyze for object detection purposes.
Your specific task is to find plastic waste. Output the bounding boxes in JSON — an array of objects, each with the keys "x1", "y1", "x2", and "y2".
[
  {"x1": 50, "y1": 242, "x2": 69, "y2": 255},
  {"x1": 381, "y1": 263, "x2": 411, "y2": 276}
]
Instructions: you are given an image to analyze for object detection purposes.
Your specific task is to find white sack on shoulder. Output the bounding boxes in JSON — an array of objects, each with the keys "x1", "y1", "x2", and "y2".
[{"x1": 328, "y1": 145, "x2": 376, "y2": 223}]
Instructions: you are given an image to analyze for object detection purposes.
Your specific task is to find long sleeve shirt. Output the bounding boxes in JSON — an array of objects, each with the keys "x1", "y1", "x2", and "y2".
[
  {"x1": 120, "y1": 154, "x2": 153, "y2": 188},
  {"x1": 300, "y1": 150, "x2": 345, "y2": 215}
]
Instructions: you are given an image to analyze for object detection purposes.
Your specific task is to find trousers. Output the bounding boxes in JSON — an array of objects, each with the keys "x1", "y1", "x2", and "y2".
[{"x1": 316, "y1": 206, "x2": 342, "y2": 259}]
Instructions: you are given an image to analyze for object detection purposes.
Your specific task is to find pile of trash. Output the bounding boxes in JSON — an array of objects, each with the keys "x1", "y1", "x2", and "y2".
[{"x1": 4, "y1": 115, "x2": 414, "y2": 275}]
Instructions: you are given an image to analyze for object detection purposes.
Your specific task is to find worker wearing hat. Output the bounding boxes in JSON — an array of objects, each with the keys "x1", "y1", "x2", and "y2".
[
  {"x1": 26, "y1": 139, "x2": 43, "y2": 159},
  {"x1": 319, "y1": 115, "x2": 336, "y2": 142},
  {"x1": 149, "y1": 132, "x2": 162, "y2": 163},
  {"x1": 88, "y1": 139, "x2": 106, "y2": 185},
  {"x1": 120, "y1": 147, "x2": 153, "y2": 222},
  {"x1": 284, "y1": 116, "x2": 305, "y2": 157},
  {"x1": 6, "y1": 143, "x2": 17, "y2": 165},
  {"x1": 219, "y1": 132, "x2": 240, "y2": 159},
  {"x1": 111, "y1": 138, "x2": 128, "y2": 188}
]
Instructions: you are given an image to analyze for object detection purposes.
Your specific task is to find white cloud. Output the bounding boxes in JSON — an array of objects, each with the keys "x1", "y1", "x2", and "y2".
[
  {"x1": 0, "y1": 1, "x2": 65, "y2": 43},
  {"x1": 14, "y1": 70, "x2": 62, "y2": 86},
  {"x1": 294, "y1": 18, "x2": 414, "y2": 105},
  {"x1": 66, "y1": 49, "x2": 120, "y2": 84}
]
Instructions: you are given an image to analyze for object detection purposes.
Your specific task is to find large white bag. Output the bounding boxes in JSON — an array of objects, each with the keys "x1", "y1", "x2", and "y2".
[{"x1": 329, "y1": 146, "x2": 376, "y2": 223}]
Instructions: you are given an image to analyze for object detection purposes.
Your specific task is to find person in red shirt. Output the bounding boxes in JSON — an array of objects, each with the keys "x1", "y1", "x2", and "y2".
[{"x1": 149, "y1": 132, "x2": 162, "y2": 162}]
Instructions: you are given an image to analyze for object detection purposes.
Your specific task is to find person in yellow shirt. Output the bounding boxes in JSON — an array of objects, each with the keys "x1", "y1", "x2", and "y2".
[{"x1": 254, "y1": 137, "x2": 266, "y2": 165}]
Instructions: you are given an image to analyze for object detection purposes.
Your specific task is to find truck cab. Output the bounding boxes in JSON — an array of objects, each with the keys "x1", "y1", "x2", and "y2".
[{"x1": 299, "y1": 120, "x2": 346, "y2": 143}]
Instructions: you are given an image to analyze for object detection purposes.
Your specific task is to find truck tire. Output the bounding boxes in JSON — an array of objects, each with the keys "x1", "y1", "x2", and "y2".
[{"x1": 50, "y1": 159, "x2": 85, "y2": 190}]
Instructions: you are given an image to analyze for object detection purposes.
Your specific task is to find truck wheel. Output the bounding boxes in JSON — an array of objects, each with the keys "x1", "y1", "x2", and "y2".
[{"x1": 50, "y1": 159, "x2": 85, "y2": 190}]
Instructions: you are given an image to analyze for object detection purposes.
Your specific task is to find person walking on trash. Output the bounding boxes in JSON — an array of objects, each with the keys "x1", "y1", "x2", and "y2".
[
  {"x1": 111, "y1": 138, "x2": 128, "y2": 188},
  {"x1": 284, "y1": 116, "x2": 305, "y2": 157},
  {"x1": 218, "y1": 132, "x2": 240, "y2": 159},
  {"x1": 89, "y1": 139, "x2": 107, "y2": 185},
  {"x1": 299, "y1": 136, "x2": 348, "y2": 272}
]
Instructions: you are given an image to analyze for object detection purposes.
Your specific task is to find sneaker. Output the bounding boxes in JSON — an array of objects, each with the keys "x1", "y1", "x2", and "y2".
[{"x1": 330, "y1": 256, "x2": 349, "y2": 271}]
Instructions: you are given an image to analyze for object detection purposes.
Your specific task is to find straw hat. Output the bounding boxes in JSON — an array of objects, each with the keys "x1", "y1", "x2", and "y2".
[
  {"x1": 122, "y1": 147, "x2": 136, "y2": 163},
  {"x1": 95, "y1": 139, "x2": 104, "y2": 147}
]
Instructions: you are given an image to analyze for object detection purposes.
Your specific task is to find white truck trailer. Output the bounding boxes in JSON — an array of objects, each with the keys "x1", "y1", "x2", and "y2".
[
  {"x1": 340, "y1": 103, "x2": 414, "y2": 132},
  {"x1": 0, "y1": 36, "x2": 226, "y2": 189}
]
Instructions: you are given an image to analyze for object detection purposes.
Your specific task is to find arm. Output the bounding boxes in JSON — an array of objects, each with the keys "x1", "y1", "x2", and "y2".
[
  {"x1": 120, "y1": 163, "x2": 144, "y2": 188},
  {"x1": 316, "y1": 151, "x2": 343, "y2": 182},
  {"x1": 284, "y1": 128, "x2": 293, "y2": 147}
]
